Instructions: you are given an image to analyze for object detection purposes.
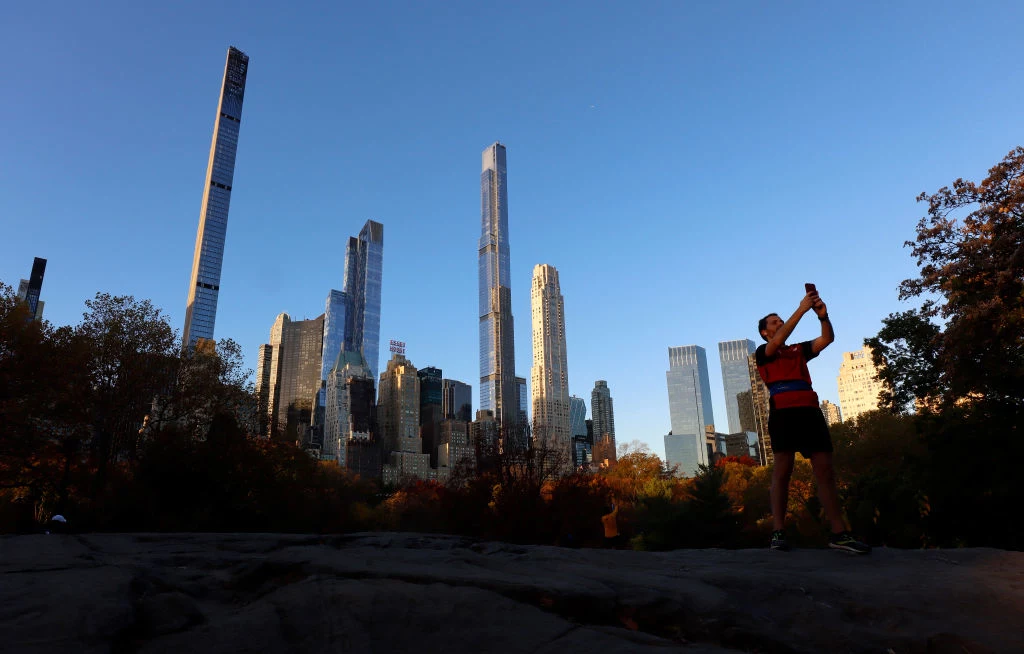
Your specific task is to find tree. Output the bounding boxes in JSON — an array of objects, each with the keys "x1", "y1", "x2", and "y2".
[{"x1": 875, "y1": 147, "x2": 1024, "y2": 409}]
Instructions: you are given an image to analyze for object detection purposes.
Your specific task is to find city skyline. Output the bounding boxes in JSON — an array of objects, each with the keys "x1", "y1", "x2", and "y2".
[{"x1": 5, "y1": 3, "x2": 1019, "y2": 460}]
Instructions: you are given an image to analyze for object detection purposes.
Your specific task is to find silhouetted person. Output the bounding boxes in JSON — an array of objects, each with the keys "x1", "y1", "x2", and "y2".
[{"x1": 756, "y1": 289, "x2": 870, "y2": 554}]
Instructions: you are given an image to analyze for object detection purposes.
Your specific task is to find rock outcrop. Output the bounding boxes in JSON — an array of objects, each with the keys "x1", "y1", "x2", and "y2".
[{"x1": 1, "y1": 532, "x2": 1021, "y2": 653}]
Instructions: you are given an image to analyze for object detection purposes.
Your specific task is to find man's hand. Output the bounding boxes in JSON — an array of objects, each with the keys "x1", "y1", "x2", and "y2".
[
  {"x1": 798, "y1": 291, "x2": 819, "y2": 313},
  {"x1": 813, "y1": 297, "x2": 828, "y2": 317}
]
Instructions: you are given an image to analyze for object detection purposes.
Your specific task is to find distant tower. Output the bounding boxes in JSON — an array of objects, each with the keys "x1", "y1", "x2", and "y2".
[
  {"x1": 442, "y1": 379, "x2": 473, "y2": 422},
  {"x1": 343, "y1": 220, "x2": 384, "y2": 383},
  {"x1": 16, "y1": 257, "x2": 46, "y2": 321},
  {"x1": 253, "y1": 312, "x2": 324, "y2": 439},
  {"x1": 591, "y1": 380, "x2": 616, "y2": 464},
  {"x1": 718, "y1": 339, "x2": 757, "y2": 434},
  {"x1": 820, "y1": 399, "x2": 842, "y2": 426},
  {"x1": 183, "y1": 46, "x2": 249, "y2": 349},
  {"x1": 378, "y1": 353, "x2": 432, "y2": 483},
  {"x1": 665, "y1": 345, "x2": 715, "y2": 476},
  {"x1": 837, "y1": 346, "x2": 885, "y2": 424},
  {"x1": 478, "y1": 142, "x2": 518, "y2": 426},
  {"x1": 530, "y1": 264, "x2": 571, "y2": 457}
]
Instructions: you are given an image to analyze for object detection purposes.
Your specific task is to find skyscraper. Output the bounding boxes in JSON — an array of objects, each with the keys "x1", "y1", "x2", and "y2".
[
  {"x1": 718, "y1": 339, "x2": 757, "y2": 434},
  {"x1": 442, "y1": 379, "x2": 473, "y2": 422},
  {"x1": 343, "y1": 220, "x2": 384, "y2": 383},
  {"x1": 478, "y1": 142, "x2": 518, "y2": 426},
  {"x1": 324, "y1": 350, "x2": 375, "y2": 468},
  {"x1": 16, "y1": 257, "x2": 46, "y2": 321},
  {"x1": 820, "y1": 399, "x2": 842, "y2": 426},
  {"x1": 591, "y1": 380, "x2": 616, "y2": 464},
  {"x1": 569, "y1": 396, "x2": 590, "y2": 468},
  {"x1": 569, "y1": 396, "x2": 587, "y2": 441},
  {"x1": 747, "y1": 353, "x2": 773, "y2": 466},
  {"x1": 418, "y1": 366, "x2": 444, "y2": 467},
  {"x1": 837, "y1": 345, "x2": 885, "y2": 424},
  {"x1": 665, "y1": 346, "x2": 715, "y2": 477},
  {"x1": 253, "y1": 312, "x2": 324, "y2": 439},
  {"x1": 379, "y1": 353, "x2": 432, "y2": 483},
  {"x1": 183, "y1": 46, "x2": 249, "y2": 349},
  {"x1": 530, "y1": 264, "x2": 571, "y2": 456},
  {"x1": 321, "y1": 289, "x2": 348, "y2": 390}
]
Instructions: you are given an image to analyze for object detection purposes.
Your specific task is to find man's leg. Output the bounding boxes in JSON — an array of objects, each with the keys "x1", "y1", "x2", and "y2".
[
  {"x1": 770, "y1": 452, "x2": 796, "y2": 531},
  {"x1": 808, "y1": 452, "x2": 846, "y2": 534}
]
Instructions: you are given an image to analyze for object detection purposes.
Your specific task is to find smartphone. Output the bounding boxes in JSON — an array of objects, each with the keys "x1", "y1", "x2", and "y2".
[{"x1": 805, "y1": 283, "x2": 816, "y2": 294}]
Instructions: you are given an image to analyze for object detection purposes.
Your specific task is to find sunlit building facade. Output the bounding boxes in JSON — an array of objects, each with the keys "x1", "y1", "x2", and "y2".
[
  {"x1": 530, "y1": 264, "x2": 571, "y2": 456},
  {"x1": 665, "y1": 345, "x2": 715, "y2": 477},
  {"x1": 183, "y1": 46, "x2": 249, "y2": 349},
  {"x1": 837, "y1": 345, "x2": 885, "y2": 424}
]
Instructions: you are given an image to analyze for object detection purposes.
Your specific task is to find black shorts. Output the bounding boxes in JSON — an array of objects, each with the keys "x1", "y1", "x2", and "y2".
[{"x1": 768, "y1": 406, "x2": 833, "y2": 457}]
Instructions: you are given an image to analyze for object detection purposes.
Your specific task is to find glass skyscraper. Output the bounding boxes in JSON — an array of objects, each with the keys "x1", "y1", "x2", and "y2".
[
  {"x1": 478, "y1": 142, "x2": 518, "y2": 426},
  {"x1": 569, "y1": 396, "x2": 587, "y2": 440},
  {"x1": 666, "y1": 345, "x2": 715, "y2": 476},
  {"x1": 183, "y1": 46, "x2": 249, "y2": 349},
  {"x1": 16, "y1": 257, "x2": 46, "y2": 321},
  {"x1": 343, "y1": 220, "x2": 384, "y2": 383},
  {"x1": 442, "y1": 378, "x2": 472, "y2": 422},
  {"x1": 718, "y1": 339, "x2": 757, "y2": 434}
]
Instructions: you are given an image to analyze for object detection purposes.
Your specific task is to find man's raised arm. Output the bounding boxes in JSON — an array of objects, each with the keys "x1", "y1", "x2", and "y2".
[{"x1": 766, "y1": 292, "x2": 817, "y2": 357}]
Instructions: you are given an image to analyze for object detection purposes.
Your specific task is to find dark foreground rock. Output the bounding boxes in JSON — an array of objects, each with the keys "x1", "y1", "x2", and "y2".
[{"x1": 1, "y1": 533, "x2": 1021, "y2": 653}]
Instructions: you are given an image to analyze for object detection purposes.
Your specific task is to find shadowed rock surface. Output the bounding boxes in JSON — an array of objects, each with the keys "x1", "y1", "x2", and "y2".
[{"x1": 1, "y1": 533, "x2": 1020, "y2": 653}]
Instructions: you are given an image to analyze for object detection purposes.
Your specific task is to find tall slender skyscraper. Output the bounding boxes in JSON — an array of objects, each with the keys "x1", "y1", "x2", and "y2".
[
  {"x1": 591, "y1": 381, "x2": 616, "y2": 464},
  {"x1": 666, "y1": 345, "x2": 715, "y2": 476},
  {"x1": 478, "y1": 142, "x2": 518, "y2": 426},
  {"x1": 718, "y1": 339, "x2": 757, "y2": 434},
  {"x1": 183, "y1": 46, "x2": 249, "y2": 349},
  {"x1": 530, "y1": 264, "x2": 571, "y2": 454},
  {"x1": 343, "y1": 220, "x2": 384, "y2": 383}
]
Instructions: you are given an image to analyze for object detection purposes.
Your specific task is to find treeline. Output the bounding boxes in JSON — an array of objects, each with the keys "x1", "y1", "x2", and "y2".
[{"x1": 2, "y1": 147, "x2": 1022, "y2": 549}]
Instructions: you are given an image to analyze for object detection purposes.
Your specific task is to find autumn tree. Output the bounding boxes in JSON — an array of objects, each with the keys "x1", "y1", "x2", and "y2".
[{"x1": 869, "y1": 146, "x2": 1024, "y2": 410}]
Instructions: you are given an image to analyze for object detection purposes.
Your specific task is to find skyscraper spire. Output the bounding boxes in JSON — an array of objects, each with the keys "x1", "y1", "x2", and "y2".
[
  {"x1": 478, "y1": 142, "x2": 518, "y2": 426},
  {"x1": 183, "y1": 46, "x2": 249, "y2": 349}
]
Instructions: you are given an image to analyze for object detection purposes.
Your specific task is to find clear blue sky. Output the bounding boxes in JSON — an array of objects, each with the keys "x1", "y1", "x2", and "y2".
[{"x1": 3, "y1": 1, "x2": 1022, "y2": 459}]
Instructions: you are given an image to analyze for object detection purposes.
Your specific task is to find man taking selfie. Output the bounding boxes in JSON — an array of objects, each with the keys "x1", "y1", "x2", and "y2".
[{"x1": 755, "y1": 286, "x2": 871, "y2": 554}]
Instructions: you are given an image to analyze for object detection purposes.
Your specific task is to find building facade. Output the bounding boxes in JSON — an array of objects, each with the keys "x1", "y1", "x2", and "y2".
[
  {"x1": 323, "y1": 350, "x2": 375, "y2": 468},
  {"x1": 591, "y1": 380, "x2": 616, "y2": 464},
  {"x1": 820, "y1": 399, "x2": 842, "y2": 426},
  {"x1": 478, "y1": 142, "x2": 518, "y2": 426},
  {"x1": 718, "y1": 339, "x2": 757, "y2": 434},
  {"x1": 343, "y1": 220, "x2": 384, "y2": 383},
  {"x1": 665, "y1": 345, "x2": 716, "y2": 476},
  {"x1": 529, "y1": 264, "x2": 571, "y2": 457},
  {"x1": 442, "y1": 378, "x2": 472, "y2": 422},
  {"x1": 183, "y1": 46, "x2": 249, "y2": 349},
  {"x1": 747, "y1": 353, "x2": 773, "y2": 466},
  {"x1": 837, "y1": 345, "x2": 885, "y2": 424},
  {"x1": 378, "y1": 353, "x2": 431, "y2": 483},
  {"x1": 253, "y1": 313, "x2": 324, "y2": 439},
  {"x1": 15, "y1": 257, "x2": 46, "y2": 321},
  {"x1": 418, "y1": 366, "x2": 444, "y2": 468}
]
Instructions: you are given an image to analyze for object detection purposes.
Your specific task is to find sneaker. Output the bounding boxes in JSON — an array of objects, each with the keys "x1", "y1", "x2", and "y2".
[
  {"x1": 770, "y1": 530, "x2": 790, "y2": 551},
  {"x1": 829, "y1": 531, "x2": 872, "y2": 554}
]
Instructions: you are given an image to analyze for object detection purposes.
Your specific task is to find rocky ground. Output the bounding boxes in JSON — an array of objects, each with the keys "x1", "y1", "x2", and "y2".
[{"x1": 1, "y1": 532, "x2": 1021, "y2": 653}]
